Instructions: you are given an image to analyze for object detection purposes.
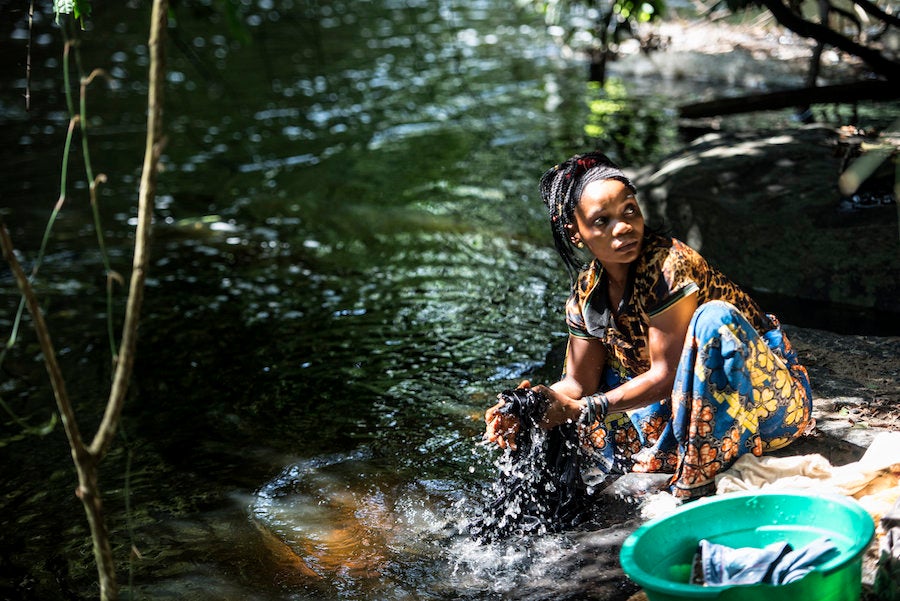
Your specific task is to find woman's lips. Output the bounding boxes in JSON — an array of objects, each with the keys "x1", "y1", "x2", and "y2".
[{"x1": 616, "y1": 239, "x2": 639, "y2": 252}]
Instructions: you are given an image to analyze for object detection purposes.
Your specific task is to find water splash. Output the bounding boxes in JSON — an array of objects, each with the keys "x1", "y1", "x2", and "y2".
[{"x1": 464, "y1": 389, "x2": 595, "y2": 543}]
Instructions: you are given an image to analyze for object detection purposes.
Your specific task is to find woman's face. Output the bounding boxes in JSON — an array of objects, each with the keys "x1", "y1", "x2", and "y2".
[{"x1": 570, "y1": 178, "x2": 644, "y2": 267}]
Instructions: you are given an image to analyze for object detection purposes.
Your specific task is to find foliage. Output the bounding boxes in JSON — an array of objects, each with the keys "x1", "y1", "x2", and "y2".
[
  {"x1": 520, "y1": 0, "x2": 665, "y2": 81},
  {"x1": 216, "y1": 0, "x2": 253, "y2": 44},
  {"x1": 584, "y1": 78, "x2": 677, "y2": 165},
  {"x1": 526, "y1": 0, "x2": 664, "y2": 26},
  {"x1": 614, "y1": 0, "x2": 665, "y2": 23},
  {"x1": 167, "y1": 0, "x2": 252, "y2": 44},
  {"x1": 53, "y1": 0, "x2": 92, "y2": 28},
  {"x1": 522, "y1": 0, "x2": 664, "y2": 48}
]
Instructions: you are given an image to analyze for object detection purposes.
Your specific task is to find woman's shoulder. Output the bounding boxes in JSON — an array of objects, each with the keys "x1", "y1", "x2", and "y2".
[
  {"x1": 572, "y1": 260, "x2": 603, "y2": 295},
  {"x1": 641, "y1": 233, "x2": 705, "y2": 268},
  {"x1": 634, "y1": 232, "x2": 712, "y2": 303}
]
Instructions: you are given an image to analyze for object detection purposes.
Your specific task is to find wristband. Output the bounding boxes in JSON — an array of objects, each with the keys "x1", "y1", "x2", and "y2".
[{"x1": 580, "y1": 392, "x2": 609, "y2": 431}]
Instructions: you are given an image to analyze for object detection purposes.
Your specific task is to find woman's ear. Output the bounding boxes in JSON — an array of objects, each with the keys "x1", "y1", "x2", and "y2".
[{"x1": 565, "y1": 223, "x2": 582, "y2": 248}]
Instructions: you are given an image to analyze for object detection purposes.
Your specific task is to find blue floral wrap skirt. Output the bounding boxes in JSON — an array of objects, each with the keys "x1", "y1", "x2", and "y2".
[{"x1": 581, "y1": 301, "x2": 813, "y2": 499}]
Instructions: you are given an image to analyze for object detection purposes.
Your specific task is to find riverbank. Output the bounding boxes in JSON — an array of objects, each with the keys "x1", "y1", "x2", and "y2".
[
  {"x1": 592, "y1": 62, "x2": 899, "y2": 595},
  {"x1": 631, "y1": 124, "x2": 900, "y2": 327},
  {"x1": 610, "y1": 15, "x2": 900, "y2": 324},
  {"x1": 615, "y1": 15, "x2": 867, "y2": 89},
  {"x1": 610, "y1": 326, "x2": 900, "y2": 601}
]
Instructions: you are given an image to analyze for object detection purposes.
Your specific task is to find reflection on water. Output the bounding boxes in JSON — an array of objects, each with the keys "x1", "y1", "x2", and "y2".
[
  {"x1": 248, "y1": 444, "x2": 644, "y2": 600},
  {"x1": 251, "y1": 450, "x2": 455, "y2": 593}
]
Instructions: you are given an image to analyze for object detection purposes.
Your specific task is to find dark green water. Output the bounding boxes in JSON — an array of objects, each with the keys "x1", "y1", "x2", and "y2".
[
  {"x1": 0, "y1": 3, "x2": 642, "y2": 599},
  {"x1": 0, "y1": 2, "x2": 889, "y2": 600}
]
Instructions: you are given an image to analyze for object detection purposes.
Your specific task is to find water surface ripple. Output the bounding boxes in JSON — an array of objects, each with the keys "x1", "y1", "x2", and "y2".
[{"x1": 0, "y1": 1, "x2": 662, "y2": 599}]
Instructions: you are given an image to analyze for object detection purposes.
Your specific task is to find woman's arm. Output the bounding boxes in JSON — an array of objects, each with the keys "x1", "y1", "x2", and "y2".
[
  {"x1": 537, "y1": 335, "x2": 607, "y2": 427},
  {"x1": 484, "y1": 334, "x2": 605, "y2": 448},
  {"x1": 552, "y1": 334, "x2": 607, "y2": 398},
  {"x1": 536, "y1": 292, "x2": 698, "y2": 427},
  {"x1": 486, "y1": 292, "x2": 697, "y2": 443},
  {"x1": 606, "y1": 292, "x2": 698, "y2": 411}
]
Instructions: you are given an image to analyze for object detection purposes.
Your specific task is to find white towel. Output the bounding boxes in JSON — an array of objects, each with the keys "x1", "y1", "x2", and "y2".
[{"x1": 715, "y1": 432, "x2": 900, "y2": 526}]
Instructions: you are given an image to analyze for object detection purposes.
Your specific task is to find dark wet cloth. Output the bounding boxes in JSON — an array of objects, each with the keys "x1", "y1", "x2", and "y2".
[
  {"x1": 493, "y1": 388, "x2": 548, "y2": 429},
  {"x1": 469, "y1": 389, "x2": 592, "y2": 542},
  {"x1": 691, "y1": 536, "x2": 839, "y2": 586}
]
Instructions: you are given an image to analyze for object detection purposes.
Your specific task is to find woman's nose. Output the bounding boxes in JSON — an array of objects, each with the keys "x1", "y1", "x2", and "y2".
[{"x1": 612, "y1": 220, "x2": 632, "y2": 236}]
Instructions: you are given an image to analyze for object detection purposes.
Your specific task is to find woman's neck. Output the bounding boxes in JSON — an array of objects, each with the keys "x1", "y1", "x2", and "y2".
[
  {"x1": 598, "y1": 261, "x2": 631, "y2": 316},
  {"x1": 602, "y1": 262, "x2": 630, "y2": 288}
]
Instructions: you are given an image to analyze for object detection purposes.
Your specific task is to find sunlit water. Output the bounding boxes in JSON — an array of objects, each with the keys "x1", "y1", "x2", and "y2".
[{"x1": 0, "y1": 1, "x2": 883, "y2": 600}]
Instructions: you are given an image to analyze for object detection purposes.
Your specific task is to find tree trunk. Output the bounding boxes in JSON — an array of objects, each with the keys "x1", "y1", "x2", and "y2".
[{"x1": 678, "y1": 80, "x2": 899, "y2": 119}]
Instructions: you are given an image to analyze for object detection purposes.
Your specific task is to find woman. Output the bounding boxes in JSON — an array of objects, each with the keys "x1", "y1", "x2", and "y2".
[{"x1": 485, "y1": 151, "x2": 813, "y2": 500}]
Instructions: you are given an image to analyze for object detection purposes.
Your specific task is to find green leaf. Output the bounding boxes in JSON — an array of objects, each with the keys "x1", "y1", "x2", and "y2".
[
  {"x1": 53, "y1": 0, "x2": 91, "y2": 27},
  {"x1": 74, "y1": 0, "x2": 92, "y2": 23},
  {"x1": 53, "y1": 0, "x2": 75, "y2": 21}
]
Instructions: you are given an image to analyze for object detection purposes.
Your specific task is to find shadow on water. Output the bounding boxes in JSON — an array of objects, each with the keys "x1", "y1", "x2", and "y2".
[{"x1": 0, "y1": 1, "x2": 896, "y2": 600}]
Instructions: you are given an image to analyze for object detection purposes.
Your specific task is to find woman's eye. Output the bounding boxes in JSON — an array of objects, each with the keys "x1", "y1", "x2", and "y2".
[{"x1": 594, "y1": 217, "x2": 608, "y2": 227}]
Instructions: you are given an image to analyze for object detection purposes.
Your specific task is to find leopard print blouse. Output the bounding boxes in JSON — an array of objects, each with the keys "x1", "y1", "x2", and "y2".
[{"x1": 565, "y1": 232, "x2": 773, "y2": 375}]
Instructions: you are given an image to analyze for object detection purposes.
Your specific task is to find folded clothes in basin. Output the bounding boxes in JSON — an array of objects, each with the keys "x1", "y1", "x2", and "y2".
[{"x1": 691, "y1": 536, "x2": 840, "y2": 586}]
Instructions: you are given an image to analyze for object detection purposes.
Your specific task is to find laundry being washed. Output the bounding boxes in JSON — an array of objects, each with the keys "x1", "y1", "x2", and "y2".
[{"x1": 691, "y1": 536, "x2": 840, "y2": 586}]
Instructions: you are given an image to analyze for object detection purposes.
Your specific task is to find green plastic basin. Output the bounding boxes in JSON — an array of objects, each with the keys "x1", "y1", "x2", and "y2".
[{"x1": 620, "y1": 491, "x2": 875, "y2": 601}]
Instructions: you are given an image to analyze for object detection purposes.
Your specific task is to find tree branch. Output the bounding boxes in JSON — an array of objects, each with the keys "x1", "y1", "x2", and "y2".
[
  {"x1": 26, "y1": 0, "x2": 34, "y2": 110},
  {"x1": 90, "y1": 0, "x2": 168, "y2": 461},
  {"x1": 0, "y1": 224, "x2": 88, "y2": 464},
  {"x1": 852, "y1": 0, "x2": 900, "y2": 29},
  {"x1": 759, "y1": 0, "x2": 900, "y2": 81}
]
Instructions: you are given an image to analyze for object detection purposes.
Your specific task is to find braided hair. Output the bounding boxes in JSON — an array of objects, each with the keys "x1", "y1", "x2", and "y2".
[{"x1": 539, "y1": 151, "x2": 637, "y2": 279}]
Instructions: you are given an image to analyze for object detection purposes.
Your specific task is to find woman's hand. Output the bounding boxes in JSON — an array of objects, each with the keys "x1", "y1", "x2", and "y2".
[
  {"x1": 484, "y1": 380, "x2": 587, "y2": 448},
  {"x1": 484, "y1": 402, "x2": 520, "y2": 450},
  {"x1": 529, "y1": 384, "x2": 581, "y2": 430},
  {"x1": 484, "y1": 380, "x2": 531, "y2": 450}
]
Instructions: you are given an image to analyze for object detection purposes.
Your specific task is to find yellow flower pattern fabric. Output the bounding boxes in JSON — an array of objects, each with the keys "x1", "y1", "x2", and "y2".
[{"x1": 578, "y1": 301, "x2": 812, "y2": 500}]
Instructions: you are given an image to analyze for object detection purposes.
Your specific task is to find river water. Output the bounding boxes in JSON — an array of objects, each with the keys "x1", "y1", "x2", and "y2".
[{"x1": 0, "y1": 1, "x2": 880, "y2": 600}]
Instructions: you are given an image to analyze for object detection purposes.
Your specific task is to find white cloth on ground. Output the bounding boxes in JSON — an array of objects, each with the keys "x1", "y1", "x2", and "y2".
[{"x1": 715, "y1": 432, "x2": 900, "y2": 526}]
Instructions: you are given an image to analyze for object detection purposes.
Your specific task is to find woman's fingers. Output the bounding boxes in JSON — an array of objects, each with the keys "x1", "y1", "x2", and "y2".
[
  {"x1": 484, "y1": 400, "x2": 504, "y2": 424},
  {"x1": 529, "y1": 383, "x2": 553, "y2": 401},
  {"x1": 497, "y1": 417, "x2": 517, "y2": 450},
  {"x1": 484, "y1": 389, "x2": 535, "y2": 450},
  {"x1": 485, "y1": 413, "x2": 519, "y2": 451},
  {"x1": 486, "y1": 414, "x2": 503, "y2": 440},
  {"x1": 501, "y1": 415, "x2": 519, "y2": 450}
]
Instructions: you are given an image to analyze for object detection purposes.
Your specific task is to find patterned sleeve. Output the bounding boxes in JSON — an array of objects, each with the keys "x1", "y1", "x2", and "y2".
[
  {"x1": 565, "y1": 268, "x2": 595, "y2": 339},
  {"x1": 565, "y1": 290, "x2": 591, "y2": 338},
  {"x1": 645, "y1": 239, "x2": 702, "y2": 318}
]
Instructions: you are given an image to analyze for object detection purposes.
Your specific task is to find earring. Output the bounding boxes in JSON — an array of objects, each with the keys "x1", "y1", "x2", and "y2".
[{"x1": 576, "y1": 241, "x2": 585, "y2": 249}]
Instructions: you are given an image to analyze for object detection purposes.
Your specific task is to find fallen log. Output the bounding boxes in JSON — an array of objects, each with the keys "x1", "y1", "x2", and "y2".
[{"x1": 678, "y1": 80, "x2": 899, "y2": 119}]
